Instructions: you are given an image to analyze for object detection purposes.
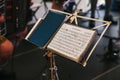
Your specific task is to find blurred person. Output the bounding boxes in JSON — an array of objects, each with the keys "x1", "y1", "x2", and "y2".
[
  {"x1": 62, "y1": 0, "x2": 76, "y2": 13},
  {"x1": 52, "y1": 0, "x2": 66, "y2": 10},
  {"x1": 89, "y1": 0, "x2": 117, "y2": 28},
  {"x1": 0, "y1": 35, "x2": 13, "y2": 66}
]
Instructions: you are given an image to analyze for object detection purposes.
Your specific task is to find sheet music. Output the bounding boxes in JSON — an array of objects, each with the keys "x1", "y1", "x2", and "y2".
[{"x1": 47, "y1": 23, "x2": 97, "y2": 62}]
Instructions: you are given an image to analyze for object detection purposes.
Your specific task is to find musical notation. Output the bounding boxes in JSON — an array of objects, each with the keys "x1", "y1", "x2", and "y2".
[{"x1": 47, "y1": 23, "x2": 97, "y2": 62}]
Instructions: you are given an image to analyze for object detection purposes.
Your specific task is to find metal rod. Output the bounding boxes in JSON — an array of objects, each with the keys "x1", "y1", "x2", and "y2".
[
  {"x1": 82, "y1": 22, "x2": 111, "y2": 67},
  {"x1": 53, "y1": 55, "x2": 59, "y2": 80},
  {"x1": 50, "y1": 9, "x2": 109, "y2": 23},
  {"x1": 48, "y1": 52, "x2": 54, "y2": 80}
]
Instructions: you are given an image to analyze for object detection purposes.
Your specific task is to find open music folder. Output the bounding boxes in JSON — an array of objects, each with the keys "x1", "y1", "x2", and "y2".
[{"x1": 47, "y1": 23, "x2": 97, "y2": 63}]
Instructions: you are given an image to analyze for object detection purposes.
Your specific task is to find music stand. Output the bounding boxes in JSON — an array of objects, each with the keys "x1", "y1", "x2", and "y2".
[{"x1": 25, "y1": 9, "x2": 111, "y2": 80}]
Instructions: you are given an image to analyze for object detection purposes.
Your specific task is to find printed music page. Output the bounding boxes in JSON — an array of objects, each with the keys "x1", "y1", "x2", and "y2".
[{"x1": 47, "y1": 23, "x2": 97, "y2": 62}]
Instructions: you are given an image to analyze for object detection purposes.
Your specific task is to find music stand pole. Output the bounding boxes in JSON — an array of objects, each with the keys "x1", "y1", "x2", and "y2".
[
  {"x1": 53, "y1": 54, "x2": 59, "y2": 80},
  {"x1": 47, "y1": 52, "x2": 54, "y2": 80},
  {"x1": 47, "y1": 51, "x2": 59, "y2": 80}
]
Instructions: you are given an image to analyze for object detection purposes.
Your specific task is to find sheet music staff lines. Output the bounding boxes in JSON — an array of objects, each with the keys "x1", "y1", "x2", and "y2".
[{"x1": 48, "y1": 23, "x2": 97, "y2": 62}]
